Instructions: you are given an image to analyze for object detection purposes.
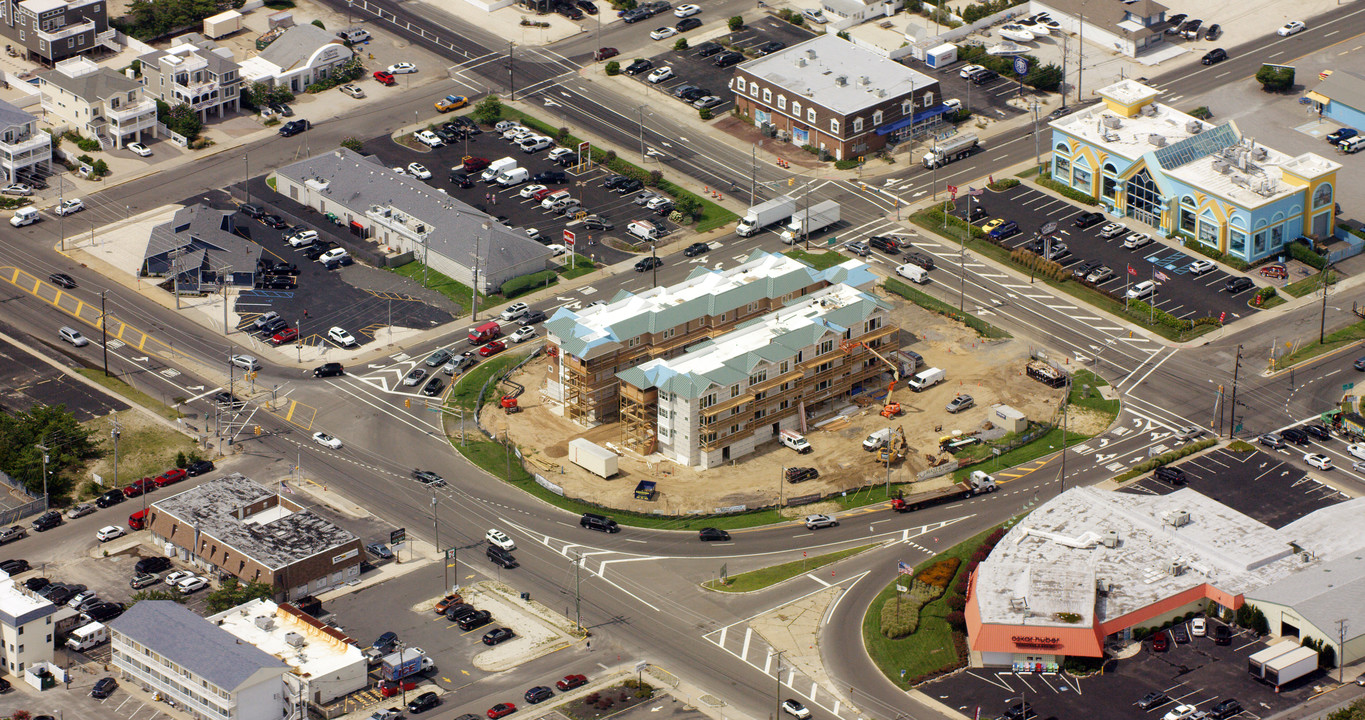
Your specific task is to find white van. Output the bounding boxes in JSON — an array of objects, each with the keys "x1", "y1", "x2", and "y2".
[
  {"x1": 337, "y1": 28, "x2": 371, "y2": 43},
  {"x1": 540, "y1": 190, "x2": 571, "y2": 210},
  {"x1": 66, "y1": 622, "x2": 108, "y2": 651},
  {"x1": 896, "y1": 263, "x2": 929, "y2": 284},
  {"x1": 10, "y1": 206, "x2": 38, "y2": 226},
  {"x1": 59, "y1": 326, "x2": 89, "y2": 347},
  {"x1": 495, "y1": 167, "x2": 529, "y2": 186},
  {"x1": 907, "y1": 367, "x2": 945, "y2": 391},
  {"x1": 627, "y1": 220, "x2": 659, "y2": 241},
  {"x1": 480, "y1": 157, "x2": 517, "y2": 182},
  {"x1": 780, "y1": 430, "x2": 812, "y2": 453},
  {"x1": 862, "y1": 428, "x2": 891, "y2": 451},
  {"x1": 1341, "y1": 136, "x2": 1365, "y2": 154}
]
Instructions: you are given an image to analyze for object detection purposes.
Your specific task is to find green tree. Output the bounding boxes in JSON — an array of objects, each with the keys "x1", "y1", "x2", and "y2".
[
  {"x1": 727, "y1": 15, "x2": 744, "y2": 30},
  {"x1": 165, "y1": 103, "x2": 203, "y2": 141},
  {"x1": 206, "y1": 577, "x2": 276, "y2": 613},
  {"x1": 175, "y1": 451, "x2": 188, "y2": 468},
  {"x1": 91, "y1": 159, "x2": 109, "y2": 177},
  {"x1": 310, "y1": 18, "x2": 325, "y2": 29},
  {"x1": 130, "y1": 589, "x2": 185, "y2": 606},
  {"x1": 122, "y1": 0, "x2": 226, "y2": 41},
  {"x1": 673, "y1": 194, "x2": 701, "y2": 220},
  {"x1": 0, "y1": 404, "x2": 102, "y2": 498},
  {"x1": 605, "y1": 60, "x2": 621, "y2": 76},
  {"x1": 1256, "y1": 65, "x2": 1295, "y2": 92},
  {"x1": 340, "y1": 137, "x2": 364, "y2": 152},
  {"x1": 1025, "y1": 63, "x2": 1063, "y2": 92},
  {"x1": 672, "y1": 37, "x2": 688, "y2": 51},
  {"x1": 472, "y1": 95, "x2": 504, "y2": 125}
]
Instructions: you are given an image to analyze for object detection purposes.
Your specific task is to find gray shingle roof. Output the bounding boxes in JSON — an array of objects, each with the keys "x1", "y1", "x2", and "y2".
[
  {"x1": 257, "y1": 24, "x2": 345, "y2": 72},
  {"x1": 0, "y1": 98, "x2": 34, "y2": 132},
  {"x1": 1314, "y1": 70, "x2": 1365, "y2": 110},
  {"x1": 275, "y1": 149, "x2": 551, "y2": 282},
  {"x1": 143, "y1": 204, "x2": 261, "y2": 271},
  {"x1": 40, "y1": 65, "x2": 139, "y2": 101},
  {"x1": 110, "y1": 601, "x2": 287, "y2": 691}
]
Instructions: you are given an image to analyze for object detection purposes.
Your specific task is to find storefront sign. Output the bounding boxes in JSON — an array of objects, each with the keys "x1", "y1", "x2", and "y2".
[{"x1": 1011, "y1": 635, "x2": 1062, "y2": 649}]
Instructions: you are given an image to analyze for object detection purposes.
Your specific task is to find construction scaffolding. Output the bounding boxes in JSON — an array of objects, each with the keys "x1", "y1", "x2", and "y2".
[{"x1": 619, "y1": 383, "x2": 658, "y2": 455}]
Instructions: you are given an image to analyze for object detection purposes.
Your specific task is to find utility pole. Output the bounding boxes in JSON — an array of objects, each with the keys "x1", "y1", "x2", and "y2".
[
  {"x1": 35, "y1": 443, "x2": 48, "y2": 510},
  {"x1": 772, "y1": 649, "x2": 784, "y2": 720},
  {"x1": 100, "y1": 290, "x2": 109, "y2": 376},
  {"x1": 573, "y1": 552, "x2": 582, "y2": 632},
  {"x1": 636, "y1": 105, "x2": 648, "y2": 162},
  {"x1": 1336, "y1": 619, "x2": 1348, "y2": 683},
  {"x1": 431, "y1": 491, "x2": 441, "y2": 593},
  {"x1": 111, "y1": 419, "x2": 121, "y2": 489},
  {"x1": 244, "y1": 154, "x2": 250, "y2": 206},
  {"x1": 750, "y1": 144, "x2": 757, "y2": 206},
  {"x1": 883, "y1": 424, "x2": 892, "y2": 497},
  {"x1": 1320, "y1": 263, "x2": 1332, "y2": 344},
  {"x1": 508, "y1": 41, "x2": 515, "y2": 101},
  {"x1": 1059, "y1": 374, "x2": 1070, "y2": 493},
  {"x1": 651, "y1": 241, "x2": 658, "y2": 288},
  {"x1": 1228, "y1": 345, "x2": 1242, "y2": 439}
]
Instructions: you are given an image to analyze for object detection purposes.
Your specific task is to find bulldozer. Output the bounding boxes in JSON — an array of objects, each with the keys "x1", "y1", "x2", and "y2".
[{"x1": 877, "y1": 426, "x2": 908, "y2": 464}]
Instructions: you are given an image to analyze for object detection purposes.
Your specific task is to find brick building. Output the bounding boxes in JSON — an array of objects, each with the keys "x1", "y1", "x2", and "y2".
[
  {"x1": 732, "y1": 34, "x2": 942, "y2": 160},
  {"x1": 147, "y1": 474, "x2": 363, "y2": 600},
  {"x1": 544, "y1": 251, "x2": 878, "y2": 426}
]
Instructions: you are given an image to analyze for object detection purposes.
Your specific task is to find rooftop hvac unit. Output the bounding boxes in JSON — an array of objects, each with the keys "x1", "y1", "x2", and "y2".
[
  {"x1": 876, "y1": 89, "x2": 886, "y2": 97},
  {"x1": 806, "y1": 49, "x2": 817, "y2": 59},
  {"x1": 859, "y1": 75, "x2": 871, "y2": 86},
  {"x1": 796, "y1": 57, "x2": 807, "y2": 67},
  {"x1": 1010, "y1": 595, "x2": 1029, "y2": 610},
  {"x1": 284, "y1": 632, "x2": 305, "y2": 648},
  {"x1": 1211, "y1": 158, "x2": 1230, "y2": 174},
  {"x1": 835, "y1": 75, "x2": 848, "y2": 86},
  {"x1": 1185, "y1": 120, "x2": 1202, "y2": 133},
  {"x1": 1163, "y1": 509, "x2": 1190, "y2": 527},
  {"x1": 1102, "y1": 116, "x2": 1123, "y2": 129},
  {"x1": 1231, "y1": 174, "x2": 1250, "y2": 188},
  {"x1": 1096, "y1": 578, "x2": 1111, "y2": 594},
  {"x1": 415, "y1": 224, "x2": 426, "y2": 233},
  {"x1": 253, "y1": 615, "x2": 275, "y2": 631},
  {"x1": 1148, "y1": 134, "x2": 1167, "y2": 147},
  {"x1": 1165, "y1": 560, "x2": 1186, "y2": 577},
  {"x1": 1102, "y1": 131, "x2": 1120, "y2": 142},
  {"x1": 1145, "y1": 103, "x2": 1158, "y2": 116},
  {"x1": 1102, "y1": 529, "x2": 1120, "y2": 548},
  {"x1": 1253, "y1": 146, "x2": 1268, "y2": 161},
  {"x1": 1301, "y1": 551, "x2": 1313, "y2": 563}
]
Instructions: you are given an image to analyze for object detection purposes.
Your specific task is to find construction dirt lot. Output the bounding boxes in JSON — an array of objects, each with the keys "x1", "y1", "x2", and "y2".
[{"x1": 482, "y1": 289, "x2": 1084, "y2": 515}]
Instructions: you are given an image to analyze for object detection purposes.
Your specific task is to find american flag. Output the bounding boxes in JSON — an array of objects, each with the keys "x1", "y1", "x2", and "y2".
[
  {"x1": 968, "y1": 187, "x2": 983, "y2": 196},
  {"x1": 898, "y1": 561, "x2": 912, "y2": 575},
  {"x1": 279, "y1": 480, "x2": 295, "y2": 495},
  {"x1": 1155, "y1": 271, "x2": 1171, "y2": 282}
]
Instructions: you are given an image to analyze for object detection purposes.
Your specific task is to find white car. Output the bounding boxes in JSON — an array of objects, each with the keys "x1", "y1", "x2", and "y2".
[
  {"x1": 1187, "y1": 259, "x2": 1215, "y2": 275},
  {"x1": 781, "y1": 700, "x2": 811, "y2": 720},
  {"x1": 1163, "y1": 705, "x2": 1197, "y2": 720},
  {"x1": 402, "y1": 367, "x2": 427, "y2": 386},
  {"x1": 415, "y1": 130, "x2": 444, "y2": 148},
  {"x1": 392, "y1": 166, "x2": 408, "y2": 176},
  {"x1": 387, "y1": 61, "x2": 417, "y2": 74},
  {"x1": 318, "y1": 248, "x2": 348, "y2": 265},
  {"x1": 520, "y1": 136, "x2": 553, "y2": 153},
  {"x1": 520, "y1": 184, "x2": 547, "y2": 199},
  {"x1": 1123, "y1": 232, "x2": 1152, "y2": 249},
  {"x1": 959, "y1": 63, "x2": 985, "y2": 79},
  {"x1": 328, "y1": 326, "x2": 358, "y2": 347},
  {"x1": 1099, "y1": 223, "x2": 1127, "y2": 239},
  {"x1": 407, "y1": 162, "x2": 433, "y2": 179},
  {"x1": 340, "y1": 84, "x2": 366, "y2": 98},
  {"x1": 230, "y1": 354, "x2": 261, "y2": 371},
  {"x1": 1277, "y1": 20, "x2": 1306, "y2": 36},
  {"x1": 650, "y1": 26, "x2": 677, "y2": 40},
  {"x1": 1347, "y1": 443, "x2": 1365, "y2": 460},
  {"x1": 505, "y1": 128, "x2": 535, "y2": 142},
  {"x1": 494, "y1": 120, "x2": 521, "y2": 133},
  {"x1": 176, "y1": 576, "x2": 209, "y2": 594},
  {"x1": 486, "y1": 528, "x2": 516, "y2": 550},
  {"x1": 1305, "y1": 452, "x2": 1333, "y2": 470},
  {"x1": 96, "y1": 525, "x2": 125, "y2": 542},
  {"x1": 548, "y1": 147, "x2": 575, "y2": 163},
  {"x1": 525, "y1": 228, "x2": 540, "y2": 241},
  {"x1": 313, "y1": 431, "x2": 343, "y2": 449},
  {"x1": 127, "y1": 142, "x2": 152, "y2": 157},
  {"x1": 163, "y1": 570, "x2": 195, "y2": 586},
  {"x1": 287, "y1": 229, "x2": 318, "y2": 247},
  {"x1": 501, "y1": 302, "x2": 529, "y2": 320},
  {"x1": 546, "y1": 244, "x2": 567, "y2": 256},
  {"x1": 1126, "y1": 280, "x2": 1157, "y2": 300},
  {"x1": 54, "y1": 198, "x2": 84, "y2": 216},
  {"x1": 805, "y1": 514, "x2": 838, "y2": 530},
  {"x1": 801, "y1": 8, "x2": 827, "y2": 23},
  {"x1": 1190, "y1": 617, "x2": 1206, "y2": 636},
  {"x1": 647, "y1": 66, "x2": 674, "y2": 83},
  {"x1": 943, "y1": 98, "x2": 961, "y2": 111},
  {"x1": 674, "y1": 3, "x2": 700, "y2": 15},
  {"x1": 510, "y1": 326, "x2": 537, "y2": 343}
]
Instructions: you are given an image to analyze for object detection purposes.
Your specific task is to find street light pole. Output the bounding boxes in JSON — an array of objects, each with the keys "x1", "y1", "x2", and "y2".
[
  {"x1": 100, "y1": 290, "x2": 109, "y2": 376},
  {"x1": 35, "y1": 443, "x2": 48, "y2": 510}
]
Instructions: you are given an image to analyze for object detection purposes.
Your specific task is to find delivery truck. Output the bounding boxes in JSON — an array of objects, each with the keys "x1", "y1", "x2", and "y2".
[
  {"x1": 1247, "y1": 641, "x2": 1299, "y2": 678},
  {"x1": 380, "y1": 648, "x2": 436, "y2": 681},
  {"x1": 922, "y1": 133, "x2": 981, "y2": 169},
  {"x1": 65, "y1": 622, "x2": 108, "y2": 651},
  {"x1": 568, "y1": 438, "x2": 618, "y2": 478},
  {"x1": 780, "y1": 200, "x2": 840, "y2": 243},
  {"x1": 1262, "y1": 645, "x2": 1318, "y2": 687},
  {"x1": 736, "y1": 195, "x2": 797, "y2": 236},
  {"x1": 891, "y1": 471, "x2": 997, "y2": 512}
]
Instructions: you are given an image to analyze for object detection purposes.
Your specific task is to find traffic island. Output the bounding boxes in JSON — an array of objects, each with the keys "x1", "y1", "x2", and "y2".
[{"x1": 466, "y1": 581, "x2": 585, "y2": 672}]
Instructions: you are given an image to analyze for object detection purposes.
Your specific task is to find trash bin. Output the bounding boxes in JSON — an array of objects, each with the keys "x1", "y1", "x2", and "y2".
[{"x1": 520, "y1": 591, "x2": 530, "y2": 601}]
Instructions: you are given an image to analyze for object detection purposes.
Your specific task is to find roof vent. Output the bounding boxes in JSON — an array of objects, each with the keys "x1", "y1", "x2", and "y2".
[
  {"x1": 1148, "y1": 134, "x2": 1166, "y2": 147},
  {"x1": 796, "y1": 57, "x2": 807, "y2": 67},
  {"x1": 835, "y1": 75, "x2": 847, "y2": 86},
  {"x1": 1252, "y1": 146, "x2": 1268, "y2": 161},
  {"x1": 285, "y1": 632, "x2": 305, "y2": 648},
  {"x1": 876, "y1": 89, "x2": 886, "y2": 98},
  {"x1": 859, "y1": 75, "x2": 870, "y2": 86},
  {"x1": 1102, "y1": 130, "x2": 1120, "y2": 142},
  {"x1": 1185, "y1": 120, "x2": 1202, "y2": 134},
  {"x1": 1102, "y1": 529, "x2": 1120, "y2": 548},
  {"x1": 1102, "y1": 116, "x2": 1122, "y2": 129},
  {"x1": 806, "y1": 49, "x2": 817, "y2": 59},
  {"x1": 1096, "y1": 578, "x2": 1111, "y2": 594},
  {"x1": 1165, "y1": 559, "x2": 1186, "y2": 577}
]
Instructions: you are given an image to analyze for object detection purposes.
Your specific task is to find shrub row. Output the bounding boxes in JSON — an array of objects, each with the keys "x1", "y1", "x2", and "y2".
[
  {"x1": 1288, "y1": 239, "x2": 1328, "y2": 270},
  {"x1": 1114, "y1": 438, "x2": 1218, "y2": 482},
  {"x1": 1181, "y1": 237, "x2": 1251, "y2": 271},
  {"x1": 988, "y1": 178, "x2": 1019, "y2": 190},
  {"x1": 915, "y1": 556, "x2": 960, "y2": 589},
  {"x1": 1010, "y1": 248, "x2": 1069, "y2": 282},
  {"x1": 500, "y1": 269, "x2": 557, "y2": 298},
  {"x1": 1035, "y1": 176, "x2": 1100, "y2": 205}
]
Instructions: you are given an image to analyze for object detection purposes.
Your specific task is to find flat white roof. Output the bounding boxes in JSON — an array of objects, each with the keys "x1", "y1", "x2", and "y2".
[
  {"x1": 737, "y1": 34, "x2": 936, "y2": 115},
  {"x1": 0, "y1": 578, "x2": 53, "y2": 621},
  {"x1": 210, "y1": 599, "x2": 363, "y2": 678}
]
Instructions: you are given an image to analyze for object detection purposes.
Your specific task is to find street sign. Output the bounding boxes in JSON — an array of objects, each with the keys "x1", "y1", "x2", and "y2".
[
  {"x1": 1040, "y1": 221, "x2": 1058, "y2": 235},
  {"x1": 390, "y1": 528, "x2": 406, "y2": 545},
  {"x1": 563, "y1": 229, "x2": 576, "y2": 247},
  {"x1": 1013, "y1": 57, "x2": 1030, "y2": 76},
  {"x1": 896, "y1": 584, "x2": 908, "y2": 594},
  {"x1": 445, "y1": 548, "x2": 457, "y2": 560},
  {"x1": 1345, "y1": 383, "x2": 1356, "y2": 392}
]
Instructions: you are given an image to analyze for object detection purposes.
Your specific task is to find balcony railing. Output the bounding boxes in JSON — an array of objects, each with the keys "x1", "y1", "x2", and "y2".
[
  {"x1": 0, "y1": 133, "x2": 49, "y2": 155},
  {"x1": 108, "y1": 100, "x2": 156, "y2": 127},
  {"x1": 37, "y1": 20, "x2": 94, "y2": 43}
]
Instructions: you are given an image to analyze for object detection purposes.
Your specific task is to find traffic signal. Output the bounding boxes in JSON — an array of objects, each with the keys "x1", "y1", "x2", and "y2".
[
  {"x1": 253, "y1": 426, "x2": 261, "y2": 436},
  {"x1": 858, "y1": 156, "x2": 865, "y2": 163},
  {"x1": 405, "y1": 398, "x2": 411, "y2": 408},
  {"x1": 788, "y1": 178, "x2": 794, "y2": 186}
]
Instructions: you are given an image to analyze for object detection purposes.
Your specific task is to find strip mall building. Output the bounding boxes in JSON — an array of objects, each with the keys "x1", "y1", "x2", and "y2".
[{"x1": 966, "y1": 487, "x2": 1365, "y2": 668}]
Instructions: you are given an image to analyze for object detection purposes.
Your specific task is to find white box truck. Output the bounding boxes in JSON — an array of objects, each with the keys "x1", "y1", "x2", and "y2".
[
  {"x1": 480, "y1": 157, "x2": 517, "y2": 182},
  {"x1": 780, "y1": 200, "x2": 840, "y2": 243},
  {"x1": 1263, "y1": 645, "x2": 1318, "y2": 687},
  {"x1": 1248, "y1": 641, "x2": 1299, "y2": 678},
  {"x1": 568, "y1": 438, "x2": 618, "y2": 478},
  {"x1": 922, "y1": 134, "x2": 981, "y2": 169},
  {"x1": 65, "y1": 622, "x2": 108, "y2": 652},
  {"x1": 907, "y1": 367, "x2": 945, "y2": 391},
  {"x1": 736, "y1": 195, "x2": 797, "y2": 236},
  {"x1": 203, "y1": 10, "x2": 243, "y2": 38}
]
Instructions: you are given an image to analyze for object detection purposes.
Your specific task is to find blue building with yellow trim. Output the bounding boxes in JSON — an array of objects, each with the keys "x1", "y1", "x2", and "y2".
[{"x1": 1049, "y1": 80, "x2": 1340, "y2": 263}]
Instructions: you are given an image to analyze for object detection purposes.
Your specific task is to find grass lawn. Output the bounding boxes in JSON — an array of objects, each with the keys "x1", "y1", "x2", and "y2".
[
  {"x1": 1069, "y1": 369, "x2": 1120, "y2": 416},
  {"x1": 863, "y1": 526, "x2": 997, "y2": 687},
  {"x1": 77, "y1": 369, "x2": 182, "y2": 421},
  {"x1": 390, "y1": 261, "x2": 486, "y2": 315},
  {"x1": 883, "y1": 279, "x2": 1011, "y2": 339},
  {"x1": 785, "y1": 249, "x2": 848, "y2": 271},
  {"x1": 447, "y1": 354, "x2": 522, "y2": 412},
  {"x1": 952, "y1": 426, "x2": 1089, "y2": 481},
  {"x1": 704, "y1": 544, "x2": 878, "y2": 592},
  {"x1": 83, "y1": 411, "x2": 198, "y2": 495},
  {"x1": 459, "y1": 440, "x2": 534, "y2": 482},
  {"x1": 558, "y1": 255, "x2": 597, "y2": 280},
  {"x1": 1282, "y1": 271, "x2": 1335, "y2": 299},
  {"x1": 1276, "y1": 318, "x2": 1365, "y2": 369}
]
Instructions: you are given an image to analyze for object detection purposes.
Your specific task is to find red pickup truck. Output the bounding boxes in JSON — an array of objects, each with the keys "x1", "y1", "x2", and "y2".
[
  {"x1": 123, "y1": 478, "x2": 156, "y2": 497},
  {"x1": 154, "y1": 468, "x2": 187, "y2": 488}
]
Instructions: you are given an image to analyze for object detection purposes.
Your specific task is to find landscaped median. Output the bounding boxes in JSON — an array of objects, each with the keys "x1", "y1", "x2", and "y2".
[
  {"x1": 703, "y1": 544, "x2": 879, "y2": 593},
  {"x1": 1272, "y1": 318, "x2": 1365, "y2": 370},
  {"x1": 1113, "y1": 437, "x2": 1219, "y2": 483}
]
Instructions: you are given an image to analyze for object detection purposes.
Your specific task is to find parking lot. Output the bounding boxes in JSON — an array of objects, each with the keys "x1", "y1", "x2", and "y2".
[
  {"x1": 224, "y1": 186, "x2": 457, "y2": 351},
  {"x1": 927, "y1": 616, "x2": 1320, "y2": 720},
  {"x1": 0, "y1": 331, "x2": 129, "y2": 422},
  {"x1": 636, "y1": 15, "x2": 817, "y2": 116},
  {"x1": 359, "y1": 121, "x2": 684, "y2": 265},
  {"x1": 973, "y1": 185, "x2": 1260, "y2": 322},
  {"x1": 1121, "y1": 447, "x2": 1347, "y2": 529},
  {"x1": 906, "y1": 56, "x2": 1033, "y2": 120}
]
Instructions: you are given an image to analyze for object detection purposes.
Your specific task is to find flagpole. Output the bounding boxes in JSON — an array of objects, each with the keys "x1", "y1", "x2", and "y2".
[
  {"x1": 1150, "y1": 266, "x2": 1156, "y2": 325},
  {"x1": 1125, "y1": 265, "x2": 1130, "y2": 309}
]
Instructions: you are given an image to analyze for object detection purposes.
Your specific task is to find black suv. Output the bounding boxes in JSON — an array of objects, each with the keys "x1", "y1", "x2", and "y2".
[
  {"x1": 135, "y1": 556, "x2": 172, "y2": 574},
  {"x1": 754, "y1": 40, "x2": 786, "y2": 56},
  {"x1": 615, "y1": 178, "x2": 643, "y2": 194},
  {"x1": 714, "y1": 51, "x2": 744, "y2": 68},
  {"x1": 525, "y1": 686, "x2": 555, "y2": 704},
  {"x1": 1073, "y1": 211, "x2": 1105, "y2": 228},
  {"x1": 868, "y1": 236, "x2": 902, "y2": 254},
  {"x1": 445, "y1": 603, "x2": 477, "y2": 622},
  {"x1": 96, "y1": 489, "x2": 126, "y2": 508},
  {"x1": 279, "y1": 119, "x2": 311, "y2": 137},
  {"x1": 581, "y1": 513, "x2": 620, "y2": 533},
  {"x1": 1154, "y1": 466, "x2": 1188, "y2": 485},
  {"x1": 694, "y1": 41, "x2": 723, "y2": 56},
  {"x1": 624, "y1": 59, "x2": 653, "y2": 75},
  {"x1": 314, "y1": 362, "x2": 345, "y2": 378},
  {"x1": 91, "y1": 677, "x2": 118, "y2": 699},
  {"x1": 532, "y1": 170, "x2": 567, "y2": 184},
  {"x1": 1280, "y1": 427, "x2": 1310, "y2": 445},
  {"x1": 1304, "y1": 424, "x2": 1331, "y2": 440},
  {"x1": 603, "y1": 174, "x2": 631, "y2": 190},
  {"x1": 487, "y1": 545, "x2": 518, "y2": 568},
  {"x1": 1201, "y1": 48, "x2": 1228, "y2": 65},
  {"x1": 1209, "y1": 699, "x2": 1243, "y2": 719},
  {"x1": 31, "y1": 511, "x2": 62, "y2": 532},
  {"x1": 458, "y1": 609, "x2": 493, "y2": 630},
  {"x1": 904, "y1": 252, "x2": 935, "y2": 270},
  {"x1": 408, "y1": 692, "x2": 440, "y2": 714},
  {"x1": 970, "y1": 68, "x2": 998, "y2": 84},
  {"x1": 635, "y1": 257, "x2": 662, "y2": 272},
  {"x1": 1225, "y1": 276, "x2": 1254, "y2": 294}
]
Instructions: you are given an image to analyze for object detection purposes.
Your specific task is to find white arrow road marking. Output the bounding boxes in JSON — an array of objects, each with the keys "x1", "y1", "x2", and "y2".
[{"x1": 132, "y1": 356, "x2": 148, "y2": 362}]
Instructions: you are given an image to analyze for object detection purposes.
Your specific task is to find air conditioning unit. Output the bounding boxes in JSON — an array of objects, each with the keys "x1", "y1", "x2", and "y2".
[
  {"x1": 1211, "y1": 158, "x2": 1230, "y2": 174},
  {"x1": 1165, "y1": 560, "x2": 1186, "y2": 577},
  {"x1": 285, "y1": 632, "x2": 305, "y2": 648},
  {"x1": 1102, "y1": 131, "x2": 1120, "y2": 142},
  {"x1": 1148, "y1": 134, "x2": 1167, "y2": 147},
  {"x1": 1252, "y1": 147, "x2": 1268, "y2": 161},
  {"x1": 835, "y1": 75, "x2": 847, "y2": 86},
  {"x1": 796, "y1": 57, "x2": 807, "y2": 67},
  {"x1": 253, "y1": 615, "x2": 275, "y2": 631},
  {"x1": 1163, "y1": 510, "x2": 1190, "y2": 527},
  {"x1": 1102, "y1": 529, "x2": 1120, "y2": 548},
  {"x1": 1096, "y1": 578, "x2": 1111, "y2": 594},
  {"x1": 1102, "y1": 116, "x2": 1123, "y2": 129}
]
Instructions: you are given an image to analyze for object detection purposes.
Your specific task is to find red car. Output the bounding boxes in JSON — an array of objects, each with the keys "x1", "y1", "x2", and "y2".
[
  {"x1": 1151, "y1": 631, "x2": 1169, "y2": 652},
  {"x1": 380, "y1": 679, "x2": 418, "y2": 698},
  {"x1": 123, "y1": 478, "x2": 156, "y2": 497},
  {"x1": 594, "y1": 47, "x2": 619, "y2": 61},
  {"x1": 487, "y1": 703, "x2": 517, "y2": 719},
  {"x1": 373, "y1": 70, "x2": 396, "y2": 85},
  {"x1": 270, "y1": 328, "x2": 299, "y2": 345},
  {"x1": 463, "y1": 156, "x2": 491, "y2": 172},
  {"x1": 154, "y1": 468, "x2": 187, "y2": 488},
  {"x1": 479, "y1": 340, "x2": 506, "y2": 357},
  {"x1": 556, "y1": 674, "x2": 588, "y2": 691},
  {"x1": 532, "y1": 187, "x2": 557, "y2": 200},
  {"x1": 1259, "y1": 264, "x2": 1288, "y2": 279}
]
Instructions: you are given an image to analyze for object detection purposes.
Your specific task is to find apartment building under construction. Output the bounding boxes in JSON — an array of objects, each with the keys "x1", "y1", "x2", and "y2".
[
  {"x1": 543, "y1": 251, "x2": 878, "y2": 425},
  {"x1": 615, "y1": 282, "x2": 898, "y2": 468}
]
